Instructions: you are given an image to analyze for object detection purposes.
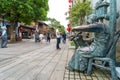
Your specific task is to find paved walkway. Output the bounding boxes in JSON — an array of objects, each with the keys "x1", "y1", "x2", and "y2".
[{"x1": 0, "y1": 39, "x2": 120, "y2": 80}]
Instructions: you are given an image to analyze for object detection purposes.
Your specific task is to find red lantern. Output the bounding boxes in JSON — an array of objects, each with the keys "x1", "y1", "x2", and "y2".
[
  {"x1": 68, "y1": 0, "x2": 72, "y2": 3},
  {"x1": 67, "y1": 24, "x2": 71, "y2": 32},
  {"x1": 31, "y1": 29, "x2": 34, "y2": 33}
]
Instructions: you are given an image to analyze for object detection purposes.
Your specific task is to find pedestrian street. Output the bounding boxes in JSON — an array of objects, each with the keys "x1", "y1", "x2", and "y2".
[{"x1": 0, "y1": 39, "x2": 120, "y2": 80}]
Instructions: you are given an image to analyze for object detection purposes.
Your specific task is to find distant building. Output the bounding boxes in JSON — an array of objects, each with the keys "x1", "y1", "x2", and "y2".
[
  {"x1": 17, "y1": 25, "x2": 34, "y2": 40},
  {"x1": 37, "y1": 21, "x2": 49, "y2": 35}
]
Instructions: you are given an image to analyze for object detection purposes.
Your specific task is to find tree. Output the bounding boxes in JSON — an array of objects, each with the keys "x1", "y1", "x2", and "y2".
[
  {"x1": 48, "y1": 18, "x2": 60, "y2": 28},
  {"x1": 0, "y1": 0, "x2": 49, "y2": 42},
  {"x1": 48, "y1": 18, "x2": 65, "y2": 35},
  {"x1": 67, "y1": 0, "x2": 92, "y2": 26},
  {"x1": 48, "y1": 18, "x2": 65, "y2": 32}
]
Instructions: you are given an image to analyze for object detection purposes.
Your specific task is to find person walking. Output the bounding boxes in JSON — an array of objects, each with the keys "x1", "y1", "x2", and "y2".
[
  {"x1": 46, "y1": 30, "x2": 51, "y2": 43},
  {"x1": 56, "y1": 26, "x2": 61, "y2": 50},
  {"x1": 0, "y1": 21, "x2": 8, "y2": 48},
  {"x1": 34, "y1": 24, "x2": 40, "y2": 43},
  {"x1": 62, "y1": 32, "x2": 66, "y2": 44},
  {"x1": 39, "y1": 32, "x2": 44, "y2": 44},
  {"x1": 0, "y1": 26, "x2": 2, "y2": 46}
]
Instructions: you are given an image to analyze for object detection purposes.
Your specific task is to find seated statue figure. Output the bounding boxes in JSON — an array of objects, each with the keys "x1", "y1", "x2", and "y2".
[{"x1": 66, "y1": 15, "x2": 110, "y2": 72}]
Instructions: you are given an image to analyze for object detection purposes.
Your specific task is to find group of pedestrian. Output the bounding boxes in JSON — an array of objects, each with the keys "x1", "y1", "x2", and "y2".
[
  {"x1": 0, "y1": 22, "x2": 67, "y2": 50},
  {"x1": 0, "y1": 21, "x2": 8, "y2": 48},
  {"x1": 34, "y1": 30, "x2": 52, "y2": 44}
]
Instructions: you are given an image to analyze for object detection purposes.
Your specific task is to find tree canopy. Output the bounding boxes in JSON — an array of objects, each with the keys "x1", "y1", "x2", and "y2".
[
  {"x1": 0, "y1": 0, "x2": 49, "y2": 24},
  {"x1": 67, "y1": 0, "x2": 92, "y2": 26},
  {"x1": 48, "y1": 18, "x2": 65, "y2": 33}
]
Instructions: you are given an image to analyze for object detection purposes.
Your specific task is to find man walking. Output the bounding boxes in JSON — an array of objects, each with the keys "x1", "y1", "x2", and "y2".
[
  {"x1": 56, "y1": 26, "x2": 61, "y2": 50},
  {"x1": 46, "y1": 30, "x2": 51, "y2": 43},
  {"x1": 0, "y1": 21, "x2": 8, "y2": 48}
]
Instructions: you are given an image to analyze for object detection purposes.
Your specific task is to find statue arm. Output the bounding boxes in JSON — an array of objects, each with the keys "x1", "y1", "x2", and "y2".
[{"x1": 72, "y1": 23, "x2": 104, "y2": 32}]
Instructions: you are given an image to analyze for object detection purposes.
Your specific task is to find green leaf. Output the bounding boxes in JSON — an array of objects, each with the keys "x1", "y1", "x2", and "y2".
[{"x1": 67, "y1": 0, "x2": 92, "y2": 26}]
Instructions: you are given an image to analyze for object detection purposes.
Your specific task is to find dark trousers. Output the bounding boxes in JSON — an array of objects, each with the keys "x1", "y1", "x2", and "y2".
[
  {"x1": 56, "y1": 38, "x2": 61, "y2": 49},
  {"x1": 35, "y1": 38, "x2": 40, "y2": 43},
  {"x1": 62, "y1": 38, "x2": 66, "y2": 44},
  {"x1": 47, "y1": 37, "x2": 50, "y2": 43}
]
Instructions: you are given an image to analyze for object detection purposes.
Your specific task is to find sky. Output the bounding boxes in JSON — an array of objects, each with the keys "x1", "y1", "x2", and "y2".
[{"x1": 47, "y1": 0, "x2": 69, "y2": 28}]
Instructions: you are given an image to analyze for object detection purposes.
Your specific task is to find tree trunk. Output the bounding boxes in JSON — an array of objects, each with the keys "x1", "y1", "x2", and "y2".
[{"x1": 10, "y1": 22, "x2": 16, "y2": 42}]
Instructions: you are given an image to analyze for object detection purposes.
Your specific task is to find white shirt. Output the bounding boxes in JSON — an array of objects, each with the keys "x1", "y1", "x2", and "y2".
[
  {"x1": 56, "y1": 29, "x2": 61, "y2": 38},
  {"x1": 39, "y1": 34, "x2": 44, "y2": 40},
  {"x1": 1, "y1": 26, "x2": 7, "y2": 36}
]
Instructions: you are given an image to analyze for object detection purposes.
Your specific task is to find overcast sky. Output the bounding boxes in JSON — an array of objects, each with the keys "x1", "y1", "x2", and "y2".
[{"x1": 47, "y1": 0, "x2": 69, "y2": 28}]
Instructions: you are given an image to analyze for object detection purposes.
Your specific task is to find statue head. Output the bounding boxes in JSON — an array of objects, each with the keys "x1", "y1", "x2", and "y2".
[{"x1": 87, "y1": 14, "x2": 97, "y2": 24}]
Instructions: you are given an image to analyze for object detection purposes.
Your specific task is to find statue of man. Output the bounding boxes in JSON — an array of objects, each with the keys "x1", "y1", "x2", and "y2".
[{"x1": 66, "y1": 14, "x2": 110, "y2": 72}]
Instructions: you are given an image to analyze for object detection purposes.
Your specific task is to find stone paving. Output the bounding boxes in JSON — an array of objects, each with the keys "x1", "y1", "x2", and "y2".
[
  {"x1": 0, "y1": 39, "x2": 120, "y2": 80},
  {"x1": 64, "y1": 69, "x2": 112, "y2": 80}
]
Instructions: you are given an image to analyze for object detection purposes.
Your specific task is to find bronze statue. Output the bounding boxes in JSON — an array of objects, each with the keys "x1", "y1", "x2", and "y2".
[{"x1": 66, "y1": 22, "x2": 110, "y2": 71}]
